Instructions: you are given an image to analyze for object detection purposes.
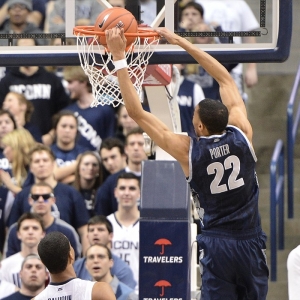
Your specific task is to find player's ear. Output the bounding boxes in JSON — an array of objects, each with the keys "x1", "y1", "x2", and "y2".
[{"x1": 68, "y1": 245, "x2": 75, "y2": 264}]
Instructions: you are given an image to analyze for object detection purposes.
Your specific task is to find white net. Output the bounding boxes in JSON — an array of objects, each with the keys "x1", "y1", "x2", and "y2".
[{"x1": 75, "y1": 34, "x2": 159, "y2": 108}]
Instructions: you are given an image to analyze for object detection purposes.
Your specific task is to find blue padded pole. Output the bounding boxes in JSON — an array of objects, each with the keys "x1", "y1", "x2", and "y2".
[{"x1": 139, "y1": 160, "x2": 191, "y2": 300}]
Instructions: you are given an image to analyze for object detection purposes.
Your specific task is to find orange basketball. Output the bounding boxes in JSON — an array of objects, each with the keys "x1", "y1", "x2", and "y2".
[{"x1": 94, "y1": 7, "x2": 138, "y2": 48}]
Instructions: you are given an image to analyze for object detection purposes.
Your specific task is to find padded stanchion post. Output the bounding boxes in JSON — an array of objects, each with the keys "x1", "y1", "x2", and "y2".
[{"x1": 139, "y1": 160, "x2": 191, "y2": 300}]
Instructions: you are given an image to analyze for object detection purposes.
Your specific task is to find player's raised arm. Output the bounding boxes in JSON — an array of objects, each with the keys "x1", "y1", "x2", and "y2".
[
  {"x1": 105, "y1": 28, "x2": 190, "y2": 174},
  {"x1": 156, "y1": 27, "x2": 253, "y2": 144}
]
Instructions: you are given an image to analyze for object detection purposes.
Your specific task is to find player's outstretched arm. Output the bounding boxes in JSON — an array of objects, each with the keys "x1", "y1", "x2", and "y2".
[
  {"x1": 105, "y1": 28, "x2": 190, "y2": 175},
  {"x1": 156, "y1": 28, "x2": 253, "y2": 143}
]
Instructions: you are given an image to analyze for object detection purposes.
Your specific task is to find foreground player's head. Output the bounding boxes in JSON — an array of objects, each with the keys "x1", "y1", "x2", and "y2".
[
  {"x1": 38, "y1": 231, "x2": 73, "y2": 274},
  {"x1": 193, "y1": 99, "x2": 229, "y2": 136}
]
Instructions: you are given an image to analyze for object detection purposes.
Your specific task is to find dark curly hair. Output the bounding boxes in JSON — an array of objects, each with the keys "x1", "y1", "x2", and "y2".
[{"x1": 38, "y1": 231, "x2": 70, "y2": 274}]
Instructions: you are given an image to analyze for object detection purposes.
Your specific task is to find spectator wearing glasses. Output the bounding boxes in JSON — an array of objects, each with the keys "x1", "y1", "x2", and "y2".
[
  {"x1": 85, "y1": 244, "x2": 137, "y2": 300},
  {"x1": 73, "y1": 215, "x2": 136, "y2": 290},
  {"x1": 0, "y1": 212, "x2": 45, "y2": 288},
  {"x1": 3, "y1": 182, "x2": 82, "y2": 259},
  {"x1": 6, "y1": 144, "x2": 90, "y2": 255}
]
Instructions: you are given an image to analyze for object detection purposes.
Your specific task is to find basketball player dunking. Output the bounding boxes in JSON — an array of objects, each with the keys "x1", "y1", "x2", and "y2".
[
  {"x1": 33, "y1": 231, "x2": 115, "y2": 300},
  {"x1": 105, "y1": 27, "x2": 269, "y2": 299}
]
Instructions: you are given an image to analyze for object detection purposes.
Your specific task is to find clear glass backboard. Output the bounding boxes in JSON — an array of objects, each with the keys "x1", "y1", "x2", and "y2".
[{"x1": 0, "y1": 0, "x2": 292, "y2": 66}]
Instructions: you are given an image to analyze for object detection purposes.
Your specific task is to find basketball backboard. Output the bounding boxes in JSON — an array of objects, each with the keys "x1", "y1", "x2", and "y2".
[{"x1": 0, "y1": 0, "x2": 292, "y2": 66}]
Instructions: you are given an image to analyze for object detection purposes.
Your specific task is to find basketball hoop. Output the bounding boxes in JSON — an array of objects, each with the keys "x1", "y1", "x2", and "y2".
[{"x1": 73, "y1": 25, "x2": 160, "y2": 107}]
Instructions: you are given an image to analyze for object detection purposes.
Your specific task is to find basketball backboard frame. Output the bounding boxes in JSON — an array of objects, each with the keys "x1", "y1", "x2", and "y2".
[{"x1": 0, "y1": 0, "x2": 292, "y2": 66}]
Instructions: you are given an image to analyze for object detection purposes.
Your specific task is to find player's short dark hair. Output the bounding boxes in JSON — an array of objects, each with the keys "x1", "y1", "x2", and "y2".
[
  {"x1": 87, "y1": 215, "x2": 113, "y2": 234},
  {"x1": 17, "y1": 212, "x2": 45, "y2": 232},
  {"x1": 38, "y1": 231, "x2": 70, "y2": 274},
  {"x1": 125, "y1": 127, "x2": 144, "y2": 145},
  {"x1": 116, "y1": 172, "x2": 140, "y2": 188},
  {"x1": 197, "y1": 99, "x2": 228, "y2": 134},
  {"x1": 86, "y1": 243, "x2": 113, "y2": 260},
  {"x1": 181, "y1": 2, "x2": 204, "y2": 19},
  {"x1": 100, "y1": 137, "x2": 125, "y2": 155}
]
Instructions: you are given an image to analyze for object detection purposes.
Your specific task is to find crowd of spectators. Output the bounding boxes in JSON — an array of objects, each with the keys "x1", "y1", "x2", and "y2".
[{"x1": 0, "y1": 1, "x2": 263, "y2": 299}]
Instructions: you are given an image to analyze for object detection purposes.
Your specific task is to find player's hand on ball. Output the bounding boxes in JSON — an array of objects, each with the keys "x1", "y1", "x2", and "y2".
[{"x1": 105, "y1": 28, "x2": 127, "y2": 60}]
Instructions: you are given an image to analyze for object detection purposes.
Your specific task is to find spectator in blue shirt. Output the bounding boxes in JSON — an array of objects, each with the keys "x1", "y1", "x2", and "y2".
[
  {"x1": 4, "y1": 181, "x2": 82, "y2": 259},
  {"x1": 73, "y1": 151, "x2": 103, "y2": 217},
  {"x1": 63, "y1": 66, "x2": 116, "y2": 151},
  {"x1": 86, "y1": 244, "x2": 137, "y2": 300},
  {"x1": 6, "y1": 143, "x2": 90, "y2": 254},
  {"x1": 74, "y1": 215, "x2": 136, "y2": 290},
  {"x1": 50, "y1": 110, "x2": 88, "y2": 184}
]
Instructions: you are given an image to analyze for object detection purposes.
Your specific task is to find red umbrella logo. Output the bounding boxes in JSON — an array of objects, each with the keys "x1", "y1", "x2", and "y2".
[
  {"x1": 154, "y1": 280, "x2": 171, "y2": 296},
  {"x1": 154, "y1": 238, "x2": 172, "y2": 255}
]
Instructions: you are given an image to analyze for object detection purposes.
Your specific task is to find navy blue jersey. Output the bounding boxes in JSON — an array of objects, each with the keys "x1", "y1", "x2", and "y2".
[
  {"x1": 187, "y1": 125, "x2": 260, "y2": 231},
  {"x1": 7, "y1": 183, "x2": 89, "y2": 230},
  {"x1": 24, "y1": 122, "x2": 43, "y2": 143},
  {"x1": 94, "y1": 169, "x2": 125, "y2": 216},
  {"x1": 51, "y1": 144, "x2": 88, "y2": 167},
  {"x1": 0, "y1": 67, "x2": 70, "y2": 134},
  {"x1": 4, "y1": 218, "x2": 82, "y2": 259},
  {"x1": 80, "y1": 189, "x2": 96, "y2": 218},
  {"x1": 66, "y1": 102, "x2": 116, "y2": 151}
]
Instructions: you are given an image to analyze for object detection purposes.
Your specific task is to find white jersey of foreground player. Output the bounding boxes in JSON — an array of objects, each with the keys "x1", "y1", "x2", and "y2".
[{"x1": 34, "y1": 278, "x2": 95, "y2": 300}]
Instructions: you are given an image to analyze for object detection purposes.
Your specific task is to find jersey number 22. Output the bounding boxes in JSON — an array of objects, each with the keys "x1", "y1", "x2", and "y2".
[{"x1": 207, "y1": 155, "x2": 245, "y2": 194}]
